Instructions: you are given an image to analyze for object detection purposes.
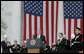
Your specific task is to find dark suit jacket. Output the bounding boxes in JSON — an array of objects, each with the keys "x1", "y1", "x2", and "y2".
[
  {"x1": 1, "y1": 41, "x2": 11, "y2": 53},
  {"x1": 56, "y1": 38, "x2": 68, "y2": 51},
  {"x1": 71, "y1": 33, "x2": 82, "y2": 43},
  {"x1": 20, "y1": 47, "x2": 27, "y2": 53},
  {"x1": 58, "y1": 38, "x2": 67, "y2": 46},
  {"x1": 11, "y1": 44, "x2": 20, "y2": 53},
  {"x1": 66, "y1": 40, "x2": 70, "y2": 50},
  {"x1": 71, "y1": 33, "x2": 83, "y2": 50},
  {"x1": 33, "y1": 35, "x2": 46, "y2": 43},
  {"x1": 43, "y1": 45, "x2": 50, "y2": 53}
]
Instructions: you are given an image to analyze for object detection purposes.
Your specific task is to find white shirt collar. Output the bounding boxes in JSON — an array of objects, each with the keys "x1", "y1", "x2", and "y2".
[
  {"x1": 60, "y1": 37, "x2": 63, "y2": 41},
  {"x1": 39, "y1": 35, "x2": 40, "y2": 38},
  {"x1": 37, "y1": 35, "x2": 41, "y2": 38}
]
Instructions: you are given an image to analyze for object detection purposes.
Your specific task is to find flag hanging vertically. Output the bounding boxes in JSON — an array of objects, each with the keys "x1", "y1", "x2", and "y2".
[
  {"x1": 24, "y1": 1, "x2": 83, "y2": 46},
  {"x1": 24, "y1": 1, "x2": 59, "y2": 46},
  {"x1": 64, "y1": 1, "x2": 83, "y2": 40}
]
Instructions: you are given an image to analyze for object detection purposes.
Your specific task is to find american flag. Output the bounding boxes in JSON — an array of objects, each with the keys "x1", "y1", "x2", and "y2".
[
  {"x1": 24, "y1": 1, "x2": 59, "y2": 46},
  {"x1": 24, "y1": 1, "x2": 83, "y2": 46},
  {"x1": 64, "y1": 1, "x2": 83, "y2": 40}
]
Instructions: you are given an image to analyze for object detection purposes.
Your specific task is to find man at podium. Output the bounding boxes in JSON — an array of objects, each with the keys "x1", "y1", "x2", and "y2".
[
  {"x1": 27, "y1": 29, "x2": 46, "y2": 53},
  {"x1": 33, "y1": 29, "x2": 46, "y2": 44}
]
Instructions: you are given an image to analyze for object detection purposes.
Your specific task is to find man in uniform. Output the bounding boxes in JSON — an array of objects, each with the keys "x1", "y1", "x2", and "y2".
[{"x1": 71, "y1": 27, "x2": 83, "y2": 51}]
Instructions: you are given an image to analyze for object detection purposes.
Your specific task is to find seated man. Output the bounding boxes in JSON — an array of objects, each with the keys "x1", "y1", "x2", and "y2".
[
  {"x1": 57, "y1": 33, "x2": 67, "y2": 47},
  {"x1": 11, "y1": 40, "x2": 20, "y2": 53},
  {"x1": 33, "y1": 29, "x2": 46, "y2": 44},
  {"x1": 56, "y1": 33, "x2": 67, "y2": 53}
]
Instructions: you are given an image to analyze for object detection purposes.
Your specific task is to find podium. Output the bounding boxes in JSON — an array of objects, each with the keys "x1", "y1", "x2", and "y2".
[
  {"x1": 27, "y1": 39, "x2": 44, "y2": 53},
  {"x1": 28, "y1": 49, "x2": 40, "y2": 53}
]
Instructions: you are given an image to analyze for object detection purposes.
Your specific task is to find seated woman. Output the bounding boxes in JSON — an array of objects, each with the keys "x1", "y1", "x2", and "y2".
[
  {"x1": 20, "y1": 41, "x2": 27, "y2": 53},
  {"x1": 71, "y1": 27, "x2": 83, "y2": 51}
]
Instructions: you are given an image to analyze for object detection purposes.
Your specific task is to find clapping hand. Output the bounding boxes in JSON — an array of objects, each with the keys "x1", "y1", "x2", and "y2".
[
  {"x1": 7, "y1": 42, "x2": 11, "y2": 46},
  {"x1": 57, "y1": 41, "x2": 60, "y2": 45},
  {"x1": 75, "y1": 36, "x2": 79, "y2": 40}
]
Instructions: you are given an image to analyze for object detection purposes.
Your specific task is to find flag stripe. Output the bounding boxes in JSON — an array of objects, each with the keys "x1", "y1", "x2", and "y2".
[
  {"x1": 29, "y1": 14, "x2": 32, "y2": 39},
  {"x1": 34, "y1": 16, "x2": 37, "y2": 35},
  {"x1": 71, "y1": 19, "x2": 74, "y2": 35},
  {"x1": 37, "y1": 16, "x2": 40, "y2": 30},
  {"x1": 54, "y1": 1, "x2": 56, "y2": 43},
  {"x1": 26, "y1": 14, "x2": 29, "y2": 39},
  {"x1": 66, "y1": 19, "x2": 68, "y2": 39},
  {"x1": 77, "y1": 19, "x2": 80, "y2": 28},
  {"x1": 51, "y1": 1, "x2": 54, "y2": 44},
  {"x1": 80, "y1": 19, "x2": 83, "y2": 42},
  {"x1": 68, "y1": 19, "x2": 71, "y2": 40},
  {"x1": 24, "y1": 13, "x2": 26, "y2": 40},
  {"x1": 74, "y1": 19, "x2": 77, "y2": 34},
  {"x1": 49, "y1": 1, "x2": 52, "y2": 46},
  {"x1": 80, "y1": 19, "x2": 83, "y2": 34},
  {"x1": 64, "y1": 19, "x2": 66, "y2": 35},
  {"x1": 46, "y1": 1, "x2": 49, "y2": 45},
  {"x1": 32, "y1": 15, "x2": 34, "y2": 38},
  {"x1": 43, "y1": 1, "x2": 46, "y2": 38},
  {"x1": 55, "y1": 1, "x2": 58, "y2": 42},
  {"x1": 40, "y1": 17, "x2": 43, "y2": 35}
]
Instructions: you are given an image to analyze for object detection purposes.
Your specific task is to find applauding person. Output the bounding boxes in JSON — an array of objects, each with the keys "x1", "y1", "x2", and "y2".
[
  {"x1": 1, "y1": 35, "x2": 11, "y2": 53},
  {"x1": 11, "y1": 40, "x2": 20, "y2": 53}
]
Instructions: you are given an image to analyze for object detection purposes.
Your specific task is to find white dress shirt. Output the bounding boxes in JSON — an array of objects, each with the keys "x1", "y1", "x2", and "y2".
[
  {"x1": 60, "y1": 37, "x2": 63, "y2": 42},
  {"x1": 37, "y1": 35, "x2": 41, "y2": 39}
]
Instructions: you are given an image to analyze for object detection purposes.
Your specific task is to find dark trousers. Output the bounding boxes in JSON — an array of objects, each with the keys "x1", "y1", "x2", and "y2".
[{"x1": 71, "y1": 43, "x2": 82, "y2": 51}]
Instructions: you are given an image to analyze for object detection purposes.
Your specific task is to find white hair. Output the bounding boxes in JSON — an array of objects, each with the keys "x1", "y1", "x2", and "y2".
[{"x1": 4, "y1": 35, "x2": 7, "y2": 38}]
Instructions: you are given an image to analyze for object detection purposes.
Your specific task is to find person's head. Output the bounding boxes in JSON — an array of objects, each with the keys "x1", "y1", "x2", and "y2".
[
  {"x1": 21, "y1": 41, "x2": 25, "y2": 47},
  {"x1": 3, "y1": 35, "x2": 7, "y2": 41},
  {"x1": 37, "y1": 29, "x2": 41, "y2": 35},
  {"x1": 75, "y1": 27, "x2": 81, "y2": 34},
  {"x1": 14, "y1": 40, "x2": 17, "y2": 44},
  {"x1": 59, "y1": 33, "x2": 63, "y2": 38}
]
